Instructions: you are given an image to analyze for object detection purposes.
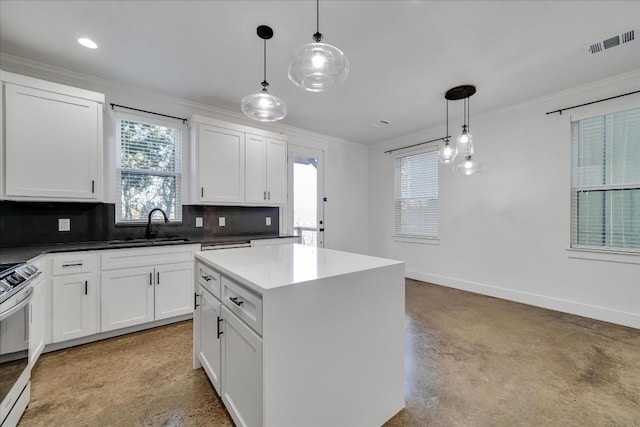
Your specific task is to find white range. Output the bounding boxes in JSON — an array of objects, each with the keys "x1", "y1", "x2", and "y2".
[{"x1": 193, "y1": 243, "x2": 405, "y2": 427}]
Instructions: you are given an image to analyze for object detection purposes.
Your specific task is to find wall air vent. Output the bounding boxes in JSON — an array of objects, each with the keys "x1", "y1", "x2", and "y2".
[{"x1": 585, "y1": 29, "x2": 636, "y2": 54}]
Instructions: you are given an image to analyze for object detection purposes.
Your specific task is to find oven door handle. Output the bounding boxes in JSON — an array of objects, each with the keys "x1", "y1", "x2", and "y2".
[{"x1": 0, "y1": 287, "x2": 34, "y2": 321}]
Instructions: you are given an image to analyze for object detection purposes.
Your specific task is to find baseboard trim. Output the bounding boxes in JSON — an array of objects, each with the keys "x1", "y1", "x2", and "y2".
[
  {"x1": 43, "y1": 314, "x2": 193, "y2": 353},
  {"x1": 406, "y1": 270, "x2": 639, "y2": 329}
]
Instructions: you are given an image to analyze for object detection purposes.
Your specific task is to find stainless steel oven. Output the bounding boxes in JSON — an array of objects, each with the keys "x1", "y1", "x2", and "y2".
[{"x1": 0, "y1": 263, "x2": 40, "y2": 427}]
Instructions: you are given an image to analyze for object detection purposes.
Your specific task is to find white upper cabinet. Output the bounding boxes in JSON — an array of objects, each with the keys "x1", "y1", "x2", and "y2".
[
  {"x1": 245, "y1": 134, "x2": 287, "y2": 206},
  {"x1": 195, "y1": 123, "x2": 245, "y2": 204},
  {"x1": 190, "y1": 115, "x2": 287, "y2": 206},
  {"x1": 1, "y1": 71, "x2": 104, "y2": 201}
]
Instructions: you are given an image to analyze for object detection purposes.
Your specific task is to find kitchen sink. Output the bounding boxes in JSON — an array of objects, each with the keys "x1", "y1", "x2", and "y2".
[{"x1": 107, "y1": 237, "x2": 190, "y2": 246}]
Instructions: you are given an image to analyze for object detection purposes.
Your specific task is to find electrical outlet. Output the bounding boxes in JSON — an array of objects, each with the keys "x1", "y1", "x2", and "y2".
[
  {"x1": 195, "y1": 217, "x2": 203, "y2": 228},
  {"x1": 266, "y1": 217, "x2": 271, "y2": 226},
  {"x1": 58, "y1": 218, "x2": 71, "y2": 232},
  {"x1": 219, "y1": 217, "x2": 226, "y2": 227}
]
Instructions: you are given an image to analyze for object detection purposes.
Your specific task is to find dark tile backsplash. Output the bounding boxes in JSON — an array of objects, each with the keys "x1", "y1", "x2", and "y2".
[{"x1": 0, "y1": 201, "x2": 279, "y2": 248}]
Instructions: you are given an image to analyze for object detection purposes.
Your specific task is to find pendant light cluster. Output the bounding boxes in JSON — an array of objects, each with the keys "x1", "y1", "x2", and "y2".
[
  {"x1": 439, "y1": 85, "x2": 485, "y2": 175},
  {"x1": 242, "y1": 0, "x2": 349, "y2": 122}
]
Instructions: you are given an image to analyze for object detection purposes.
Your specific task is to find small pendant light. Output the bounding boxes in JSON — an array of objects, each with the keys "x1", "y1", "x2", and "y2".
[
  {"x1": 241, "y1": 25, "x2": 287, "y2": 122},
  {"x1": 287, "y1": 0, "x2": 349, "y2": 92},
  {"x1": 438, "y1": 99, "x2": 454, "y2": 164}
]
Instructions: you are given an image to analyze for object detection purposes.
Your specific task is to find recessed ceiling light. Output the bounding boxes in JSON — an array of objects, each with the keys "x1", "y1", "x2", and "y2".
[{"x1": 77, "y1": 37, "x2": 98, "y2": 49}]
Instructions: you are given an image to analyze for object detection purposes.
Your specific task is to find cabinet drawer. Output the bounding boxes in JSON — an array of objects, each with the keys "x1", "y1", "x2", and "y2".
[
  {"x1": 52, "y1": 252, "x2": 98, "y2": 276},
  {"x1": 197, "y1": 262, "x2": 221, "y2": 299},
  {"x1": 222, "y1": 276, "x2": 262, "y2": 336}
]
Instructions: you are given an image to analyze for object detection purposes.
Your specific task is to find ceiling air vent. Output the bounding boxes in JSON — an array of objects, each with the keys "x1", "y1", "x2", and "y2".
[{"x1": 585, "y1": 29, "x2": 636, "y2": 54}]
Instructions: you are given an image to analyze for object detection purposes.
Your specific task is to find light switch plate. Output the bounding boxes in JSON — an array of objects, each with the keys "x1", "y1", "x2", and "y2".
[
  {"x1": 266, "y1": 217, "x2": 271, "y2": 226},
  {"x1": 195, "y1": 217, "x2": 203, "y2": 228},
  {"x1": 58, "y1": 218, "x2": 71, "y2": 232},
  {"x1": 219, "y1": 217, "x2": 226, "y2": 227}
]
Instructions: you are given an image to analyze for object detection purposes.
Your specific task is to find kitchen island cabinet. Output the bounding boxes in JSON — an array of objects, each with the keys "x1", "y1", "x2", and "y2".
[{"x1": 194, "y1": 244, "x2": 405, "y2": 427}]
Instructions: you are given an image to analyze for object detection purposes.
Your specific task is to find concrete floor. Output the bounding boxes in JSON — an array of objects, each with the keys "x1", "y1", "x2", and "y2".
[{"x1": 18, "y1": 279, "x2": 640, "y2": 426}]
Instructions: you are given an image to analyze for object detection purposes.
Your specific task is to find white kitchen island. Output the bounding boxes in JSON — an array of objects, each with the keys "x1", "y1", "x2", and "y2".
[{"x1": 193, "y1": 244, "x2": 405, "y2": 427}]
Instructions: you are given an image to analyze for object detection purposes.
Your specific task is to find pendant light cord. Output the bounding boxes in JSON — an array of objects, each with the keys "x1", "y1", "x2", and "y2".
[
  {"x1": 313, "y1": 0, "x2": 323, "y2": 42},
  {"x1": 262, "y1": 38, "x2": 268, "y2": 88},
  {"x1": 467, "y1": 96, "x2": 470, "y2": 132},
  {"x1": 446, "y1": 100, "x2": 449, "y2": 141}
]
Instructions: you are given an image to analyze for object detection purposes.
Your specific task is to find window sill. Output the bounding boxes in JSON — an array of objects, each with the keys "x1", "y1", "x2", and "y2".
[
  {"x1": 115, "y1": 221, "x2": 183, "y2": 227},
  {"x1": 566, "y1": 247, "x2": 640, "y2": 265},
  {"x1": 392, "y1": 236, "x2": 440, "y2": 245}
]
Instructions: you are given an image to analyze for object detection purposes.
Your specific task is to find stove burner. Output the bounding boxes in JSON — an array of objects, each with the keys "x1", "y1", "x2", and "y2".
[{"x1": 0, "y1": 263, "x2": 39, "y2": 304}]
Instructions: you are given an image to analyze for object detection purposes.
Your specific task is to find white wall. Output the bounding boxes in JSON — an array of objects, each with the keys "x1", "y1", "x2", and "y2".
[
  {"x1": 0, "y1": 54, "x2": 370, "y2": 254},
  {"x1": 369, "y1": 71, "x2": 640, "y2": 329}
]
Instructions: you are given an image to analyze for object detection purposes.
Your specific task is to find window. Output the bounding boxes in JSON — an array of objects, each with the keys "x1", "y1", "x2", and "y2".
[
  {"x1": 571, "y1": 107, "x2": 640, "y2": 252},
  {"x1": 116, "y1": 115, "x2": 182, "y2": 223},
  {"x1": 394, "y1": 148, "x2": 439, "y2": 240}
]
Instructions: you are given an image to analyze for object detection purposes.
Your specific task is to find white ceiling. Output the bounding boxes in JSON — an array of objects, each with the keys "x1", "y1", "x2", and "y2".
[{"x1": 1, "y1": 1, "x2": 639, "y2": 144}]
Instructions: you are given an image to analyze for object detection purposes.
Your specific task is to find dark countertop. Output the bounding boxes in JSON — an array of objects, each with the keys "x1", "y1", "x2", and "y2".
[{"x1": 0, "y1": 234, "x2": 297, "y2": 264}]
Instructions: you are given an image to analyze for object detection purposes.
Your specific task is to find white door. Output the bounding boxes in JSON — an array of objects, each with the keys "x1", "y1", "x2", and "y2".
[
  {"x1": 101, "y1": 267, "x2": 154, "y2": 331},
  {"x1": 155, "y1": 262, "x2": 193, "y2": 320},
  {"x1": 4, "y1": 84, "x2": 99, "y2": 200},
  {"x1": 197, "y1": 124, "x2": 245, "y2": 203},
  {"x1": 52, "y1": 273, "x2": 98, "y2": 342},
  {"x1": 198, "y1": 286, "x2": 223, "y2": 394},
  {"x1": 221, "y1": 306, "x2": 263, "y2": 427},
  {"x1": 287, "y1": 145, "x2": 325, "y2": 247}
]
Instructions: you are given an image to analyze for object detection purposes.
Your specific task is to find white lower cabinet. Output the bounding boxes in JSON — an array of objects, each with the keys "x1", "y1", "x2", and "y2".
[
  {"x1": 194, "y1": 260, "x2": 263, "y2": 427},
  {"x1": 221, "y1": 306, "x2": 263, "y2": 427},
  {"x1": 101, "y1": 262, "x2": 194, "y2": 331},
  {"x1": 196, "y1": 283, "x2": 222, "y2": 393},
  {"x1": 101, "y1": 245, "x2": 198, "y2": 332},
  {"x1": 29, "y1": 271, "x2": 47, "y2": 366},
  {"x1": 101, "y1": 266, "x2": 154, "y2": 331},
  {"x1": 51, "y1": 252, "x2": 100, "y2": 343},
  {"x1": 52, "y1": 272, "x2": 98, "y2": 342}
]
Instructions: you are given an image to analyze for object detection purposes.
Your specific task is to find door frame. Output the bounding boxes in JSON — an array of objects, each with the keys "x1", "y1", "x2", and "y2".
[{"x1": 286, "y1": 144, "x2": 325, "y2": 247}]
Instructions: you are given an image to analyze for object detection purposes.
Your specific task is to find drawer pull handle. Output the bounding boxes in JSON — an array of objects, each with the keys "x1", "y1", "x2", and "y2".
[
  {"x1": 201, "y1": 275, "x2": 211, "y2": 282},
  {"x1": 62, "y1": 262, "x2": 83, "y2": 268},
  {"x1": 217, "y1": 316, "x2": 223, "y2": 338},
  {"x1": 230, "y1": 297, "x2": 243, "y2": 307}
]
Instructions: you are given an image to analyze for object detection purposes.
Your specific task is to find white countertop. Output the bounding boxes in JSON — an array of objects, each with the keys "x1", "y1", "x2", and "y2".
[{"x1": 194, "y1": 244, "x2": 403, "y2": 293}]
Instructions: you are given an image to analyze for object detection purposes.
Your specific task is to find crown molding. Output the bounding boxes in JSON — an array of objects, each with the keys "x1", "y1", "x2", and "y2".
[{"x1": 0, "y1": 52, "x2": 364, "y2": 150}]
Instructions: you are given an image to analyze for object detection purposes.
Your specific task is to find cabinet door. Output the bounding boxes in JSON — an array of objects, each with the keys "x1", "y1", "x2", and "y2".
[
  {"x1": 155, "y1": 262, "x2": 193, "y2": 320},
  {"x1": 265, "y1": 137, "x2": 287, "y2": 205},
  {"x1": 197, "y1": 125, "x2": 245, "y2": 204},
  {"x1": 29, "y1": 276, "x2": 47, "y2": 366},
  {"x1": 52, "y1": 273, "x2": 98, "y2": 342},
  {"x1": 197, "y1": 287, "x2": 223, "y2": 394},
  {"x1": 221, "y1": 306, "x2": 263, "y2": 427},
  {"x1": 4, "y1": 84, "x2": 100, "y2": 200},
  {"x1": 101, "y1": 267, "x2": 154, "y2": 332},
  {"x1": 245, "y1": 134, "x2": 267, "y2": 204}
]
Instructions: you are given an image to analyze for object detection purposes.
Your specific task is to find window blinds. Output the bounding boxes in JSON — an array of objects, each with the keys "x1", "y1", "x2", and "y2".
[
  {"x1": 394, "y1": 149, "x2": 439, "y2": 238},
  {"x1": 116, "y1": 117, "x2": 183, "y2": 223},
  {"x1": 571, "y1": 107, "x2": 640, "y2": 251}
]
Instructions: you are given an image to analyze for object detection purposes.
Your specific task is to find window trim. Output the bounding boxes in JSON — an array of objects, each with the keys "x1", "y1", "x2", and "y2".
[
  {"x1": 569, "y1": 106, "x2": 640, "y2": 257},
  {"x1": 115, "y1": 113, "x2": 184, "y2": 225},
  {"x1": 392, "y1": 145, "x2": 439, "y2": 242}
]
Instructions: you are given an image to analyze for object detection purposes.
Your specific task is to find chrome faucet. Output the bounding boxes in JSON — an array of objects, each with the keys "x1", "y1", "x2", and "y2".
[{"x1": 146, "y1": 208, "x2": 169, "y2": 239}]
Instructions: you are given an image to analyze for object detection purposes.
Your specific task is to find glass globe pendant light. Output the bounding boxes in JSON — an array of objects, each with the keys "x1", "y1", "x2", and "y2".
[
  {"x1": 288, "y1": 0, "x2": 349, "y2": 92},
  {"x1": 453, "y1": 155, "x2": 485, "y2": 176},
  {"x1": 241, "y1": 25, "x2": 287, "y2": 122},
  {"x1": 438, "y1": 99, "x2": 454, "y2": 164}
]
